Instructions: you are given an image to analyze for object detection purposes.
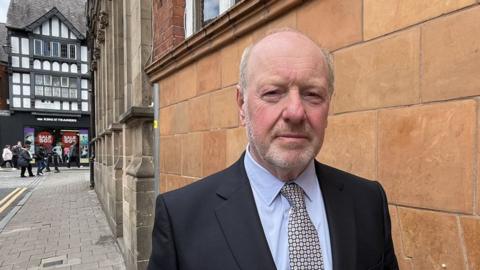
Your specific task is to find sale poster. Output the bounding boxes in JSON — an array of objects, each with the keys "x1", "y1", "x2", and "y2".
[{"x1": 79, "y1": 129, "x2": 89, "y2": 163}]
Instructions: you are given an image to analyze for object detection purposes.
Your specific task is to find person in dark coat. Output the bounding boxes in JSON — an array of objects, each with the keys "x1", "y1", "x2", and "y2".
[
  {"x1": 11, "y1": 141, "x2": 22, "y2": 169},
  {"x1": 67, "y1": 142, "x2": 80, "y2": 168},
  {"x1": 35, "y1": 145, "x2": 47, "y2": 175},
  {"x1": 18, "y1": 142, "x2": 34, "y2": 177}
]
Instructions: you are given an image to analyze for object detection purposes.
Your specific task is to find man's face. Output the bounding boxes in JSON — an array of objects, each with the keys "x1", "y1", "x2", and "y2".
[{"x1": 237, "y1": 32, "x2": 330, "y2": 180}]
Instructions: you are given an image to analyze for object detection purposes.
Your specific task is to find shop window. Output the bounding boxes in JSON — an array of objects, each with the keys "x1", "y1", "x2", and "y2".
[{"x1": 185, "y1": 0, "x2": 237, "y2": 38}]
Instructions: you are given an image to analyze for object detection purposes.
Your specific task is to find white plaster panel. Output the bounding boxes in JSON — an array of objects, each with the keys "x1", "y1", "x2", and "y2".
[
  {"x1": 33, "y1": 60, "x2": 41, "y2": 69},
  {"x1": 52, "y1": 17, "x2": 60, "y2": 36},
  {"x1": 42, "y1": 21, "x2": 50, "y2": 35},
  {"x1": 52, "y1": 62, "x2": 60, "y2": 71},
  {"x1": 81, "y1": 46, "x2": 87, "y2": 61},
  {"x1": 21, "y1": 57, "x2": 29, "y2": 68}
]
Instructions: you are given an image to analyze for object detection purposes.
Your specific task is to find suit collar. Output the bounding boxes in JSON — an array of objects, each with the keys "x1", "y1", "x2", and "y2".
[
  {"x1": 215, "y1": 156, "x2": 357, "y2": 270},
  {"x1": 215, "y1": 155, "x2": 277, "y2": 270},
  {"x1": 315, "y1": 161, "x2": 357, "y2": 270}
]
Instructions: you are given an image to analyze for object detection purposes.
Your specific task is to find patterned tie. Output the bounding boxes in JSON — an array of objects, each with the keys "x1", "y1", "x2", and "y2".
[{"x1": 281, "y1": 183, "x2": 325, "y2": 270}]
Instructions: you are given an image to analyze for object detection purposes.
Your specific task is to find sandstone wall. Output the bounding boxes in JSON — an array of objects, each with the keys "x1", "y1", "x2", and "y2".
[{"x1": 151, "y1": 1, "x2": 480, "y2": 268}]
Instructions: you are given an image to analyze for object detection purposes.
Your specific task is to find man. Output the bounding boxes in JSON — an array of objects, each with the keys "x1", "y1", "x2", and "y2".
[
  {"x1": 18, "y1": 141, "x2": 34, "y2": 178},
  {"x1": 67, "y1": 142, "x2": 80, "y2": 168},
  {"x1": 11, "y1": 141, "x2": 22, "y2": 169},
  {"x1": 35, "y1": 145, "x2": 46, "y2": 176},
  {"x1": 148, "y1": 30, "x2": 398, "y2": 270}
]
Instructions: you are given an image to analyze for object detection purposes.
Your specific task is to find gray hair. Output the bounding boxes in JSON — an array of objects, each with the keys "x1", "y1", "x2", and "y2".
[{"x1": 238, "y1": 30, "x2": 335, "y2": 97}]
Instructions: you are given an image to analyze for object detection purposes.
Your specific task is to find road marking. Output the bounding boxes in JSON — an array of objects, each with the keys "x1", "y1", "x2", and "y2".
[
  {"x1": 0, "y1": 187, "x2": 21, "y2": 206},
  {"x1": 0, "y1": 187, "x2": 27, "y2": 213}
]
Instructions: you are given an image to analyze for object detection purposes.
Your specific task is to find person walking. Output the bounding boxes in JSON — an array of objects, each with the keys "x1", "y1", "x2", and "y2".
[
  {"x1": 18, "y1": 142, "x2": 34, "y2": 177},
  {"x1": 67, "y1": 142, "x2": 80, "y2": 168},
  {"x1": 11, "y1": 141, "x2": 22, "y2": 169},
  {"x1": 35, "y1": 145, "x2": 47, "y2": 175},
  {"x1": 46, "y1": 147, "x2": 60, "y2": 173},
  {"x1": 1, "y1": 145, "x2": 13, "y2": 169}
]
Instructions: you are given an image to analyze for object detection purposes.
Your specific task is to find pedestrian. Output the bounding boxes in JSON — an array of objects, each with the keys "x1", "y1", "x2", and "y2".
[
  {"x1": 1, "y1": 145, "x2": 13, "y2": 169},
  {"x1": 11, "y1": 141, "x2": 22, "y2": 169},
  {"x1": 67, "y1": 142, "x2": 80, "y2": 168},
  {"x1": 18, "y1": 141, "x2": 34, "y2": 177},
  {"x1": 147, "y1": 29, "x2": 398, "y2": 270},
  {"x1": 35, "y1": 145, "x2": 47, "y2": 175},
  {"x1": 46, "y1": 147, "x2": 60, "y2": 173}
]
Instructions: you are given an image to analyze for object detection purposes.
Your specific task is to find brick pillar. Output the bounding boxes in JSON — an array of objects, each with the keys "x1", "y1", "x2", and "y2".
[{"x1": 152, "y1": 0, "x2": 185, "y2": 60}]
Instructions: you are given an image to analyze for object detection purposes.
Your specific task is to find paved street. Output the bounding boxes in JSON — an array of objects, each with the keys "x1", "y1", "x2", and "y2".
[{"x1": 0, "y1": 169, "x2": 126, "y2": 270}]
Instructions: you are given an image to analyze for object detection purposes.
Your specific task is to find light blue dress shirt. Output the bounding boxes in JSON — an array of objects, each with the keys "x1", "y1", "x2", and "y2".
[{"x1": 244, "y1": 147, "x2": 332, "y2": 270}]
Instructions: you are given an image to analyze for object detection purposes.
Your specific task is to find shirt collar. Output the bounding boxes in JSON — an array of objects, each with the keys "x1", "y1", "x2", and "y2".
[{"x1": 244, "y1": 145, "x2": 318, "y2": 206}]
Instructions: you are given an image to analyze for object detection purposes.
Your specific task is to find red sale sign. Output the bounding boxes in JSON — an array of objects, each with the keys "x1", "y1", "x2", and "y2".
[
  {"x1": 62, "y1": 133, "x2": 77, "y2": 145},
  {"x1": 37, "y1": 132, "x2": 53, "y2": 145}
]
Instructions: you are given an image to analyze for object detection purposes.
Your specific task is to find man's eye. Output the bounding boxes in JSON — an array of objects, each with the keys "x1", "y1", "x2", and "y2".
[
  {"x1": 261, "y1": 90, "x2": 282, "y2": 101},
  {"x1": 304, "y1": 91, "x2": 325, "y2": 103}
]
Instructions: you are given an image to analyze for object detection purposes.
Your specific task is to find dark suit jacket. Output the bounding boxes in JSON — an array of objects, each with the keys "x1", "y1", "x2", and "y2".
[{"x1": 147, "y1": 156, "x2": 398, "y2": 270}]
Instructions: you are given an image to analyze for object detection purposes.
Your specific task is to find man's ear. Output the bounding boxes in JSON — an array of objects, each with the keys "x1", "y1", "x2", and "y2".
[{"x1": 236, "y1": 85, "x2": 246, "y2": 126}]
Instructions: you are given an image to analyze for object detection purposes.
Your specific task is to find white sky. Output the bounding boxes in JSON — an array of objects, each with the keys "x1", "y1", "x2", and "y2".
[{"x1": 0, "y1": 0, "x2": 11, "y2": 23}]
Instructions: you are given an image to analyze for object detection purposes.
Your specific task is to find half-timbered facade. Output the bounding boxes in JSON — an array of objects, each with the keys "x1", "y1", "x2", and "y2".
[{"x1": 1, "y1": 0, "x2": 90, "y2": 164}]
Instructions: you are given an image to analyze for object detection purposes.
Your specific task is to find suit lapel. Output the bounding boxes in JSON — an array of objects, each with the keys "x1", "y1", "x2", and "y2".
[
  {"x1": 316, "y1": 162, "x2": 357, "y2": 270},
  {"x1": 215, "y1": 159, "x2": 276, "y2": 270}
]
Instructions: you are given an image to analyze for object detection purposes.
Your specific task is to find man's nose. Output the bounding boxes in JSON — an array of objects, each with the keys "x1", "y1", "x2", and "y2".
[{"x1": 282, "y1": 91, "x2": 306, "y2": 123}]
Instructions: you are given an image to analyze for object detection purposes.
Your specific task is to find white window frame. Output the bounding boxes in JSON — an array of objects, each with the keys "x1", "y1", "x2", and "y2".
[{"x1": 185, "y1": 0, "x2": 237, "y2": 38}]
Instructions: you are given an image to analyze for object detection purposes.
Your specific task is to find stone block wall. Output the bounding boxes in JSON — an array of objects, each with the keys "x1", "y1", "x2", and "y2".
[{"x1": 150, "y1": 0, "x2": 480, "y2": 269}]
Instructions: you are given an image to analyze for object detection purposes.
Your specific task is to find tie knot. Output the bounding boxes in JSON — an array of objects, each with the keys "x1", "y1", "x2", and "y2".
[{"x1": 280, "y1": 183, "x2": 306, "y2": 208}]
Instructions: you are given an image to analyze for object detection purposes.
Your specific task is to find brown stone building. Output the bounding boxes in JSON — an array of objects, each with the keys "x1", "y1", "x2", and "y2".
[
  {"x1": 146, "y1": 1, "x2": 480, "y2": 269},
  {"x1": 90, "y1": 0, "x2": 480, "y2": 269},
  {"x1": 86, "y1": 0, "x2": 154, "y2": 269}
]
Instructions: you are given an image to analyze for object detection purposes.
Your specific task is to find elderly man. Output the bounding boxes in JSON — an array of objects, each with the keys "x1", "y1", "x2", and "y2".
[{"x1": 148, "y1": 29, "x2": 398, "y2": 270}]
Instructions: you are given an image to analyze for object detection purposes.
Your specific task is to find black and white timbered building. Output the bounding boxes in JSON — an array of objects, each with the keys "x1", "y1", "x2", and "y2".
[{"x1": 1, "y1": 0, "x2": 90, "y2": 164}]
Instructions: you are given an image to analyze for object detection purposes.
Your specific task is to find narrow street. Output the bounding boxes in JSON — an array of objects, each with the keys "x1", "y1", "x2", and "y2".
[{"x1": 0, "y1": 169, "x2": 126, "y2": 270}]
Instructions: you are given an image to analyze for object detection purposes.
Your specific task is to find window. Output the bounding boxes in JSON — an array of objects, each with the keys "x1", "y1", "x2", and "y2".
[
  {"x1": 62, "y1": 88, "x2": 69, "y2": 98},
  {"x1": 185, "y1": 0, "x2": 237, "y2": 38},
  {"x1": 51, "y1": 42, "x2": 60, "y2": 57},
  {"x1": 11, "y1": 72, "x2": 30, "y2": 99},
  {"x1": 61, "y1": 77, "x2": 68, "y2": 87},
  {"x1": 69, "y1": 44, "x2": 76, "y2": 59},
  {"x1": 11, "y1": 36, "x2": 19, "y2": 54},
  {"x1": 34, "y1": 75, "x2": 44, "y2": 96},
  {"x1": 52, "y1": 76, "x2": 61, "y2": 97},
  {"x1": 34, "y1": 39, "x2": 42, "y2": 55},
  {"x1": 43, "y1": 41, "x2": 51, "y2": 56},
  {"x1": 61, "y1": 44, "x2": 68, "y2": 58},
  {"x1": 69, "y1": 78, "x2": 77, "y2": 98}
]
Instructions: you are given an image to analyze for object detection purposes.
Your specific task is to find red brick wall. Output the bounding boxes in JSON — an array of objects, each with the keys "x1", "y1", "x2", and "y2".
[
  {"x1": 0, "y1": 64, "x2": 8, "y2": 110},
  {"x1": 152, "y1": 0, "x2": 185, "y2": 61}
]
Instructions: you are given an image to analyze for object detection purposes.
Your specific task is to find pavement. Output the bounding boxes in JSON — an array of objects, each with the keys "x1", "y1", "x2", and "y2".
[{"x1": 0, "y1": 169, "x2": 127, "y2": 270}]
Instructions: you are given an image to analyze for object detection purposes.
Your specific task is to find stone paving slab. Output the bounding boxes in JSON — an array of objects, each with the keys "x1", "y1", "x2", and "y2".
[{"x1": 0, "y1": 171, "x2": 126, "y2": 270}]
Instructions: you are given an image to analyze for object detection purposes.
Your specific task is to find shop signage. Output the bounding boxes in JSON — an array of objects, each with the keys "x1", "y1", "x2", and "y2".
[
  {"x1": 37, "y1": 131, "x2": 54, "y2": 144},
  {"x1": 36, "y1": 117, "x2": 77, "y2": 123},
  {"x1": 62, "y1": 133, "x2": 78, "y2": 145}
]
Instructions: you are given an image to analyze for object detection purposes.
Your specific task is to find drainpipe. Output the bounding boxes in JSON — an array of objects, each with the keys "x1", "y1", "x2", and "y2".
[{"x1": 153, "y1": 83, "x2": 159, "y2": 196}]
